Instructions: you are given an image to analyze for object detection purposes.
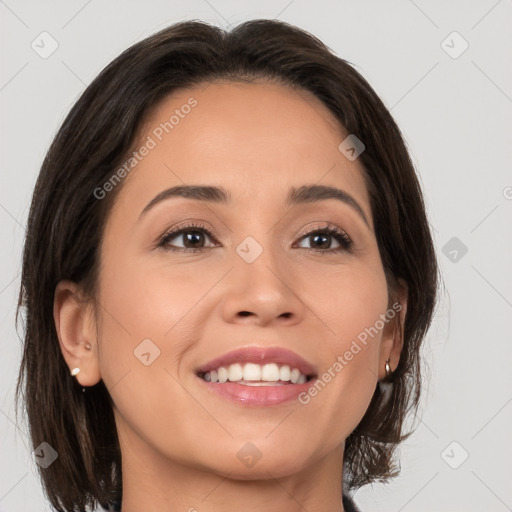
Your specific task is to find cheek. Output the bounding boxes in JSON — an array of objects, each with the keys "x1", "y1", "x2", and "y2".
[
  {"x1": 332, "y1": 263, "x2": 388, "y2": 367},
  {"x1": 297, "y1": 260, "x2": 388, "y2": 432},
  {"x1": 97, "y1": 254, "x2": 218, "y2": 346},
  {"x1": 94, "y1": 259, "x2": 216, "y2": 449},
  {"x1": 301, "y1": 255, "x2": 389, "y2": 345},
  {"x1": 93, "y1": 258, "x2": 176, "y2": 388},
  {"x1": 94, "y1": 254, "x2": 228, "y2": 396}
]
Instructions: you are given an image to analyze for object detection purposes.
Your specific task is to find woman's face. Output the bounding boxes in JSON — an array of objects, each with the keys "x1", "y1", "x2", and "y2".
[{"x1": 86, "y1": 81, "x2": 402, "y2": 478}]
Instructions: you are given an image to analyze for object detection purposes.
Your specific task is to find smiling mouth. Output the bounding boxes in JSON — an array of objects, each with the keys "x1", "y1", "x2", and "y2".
[{"x1": 197, "y1": 362, "x2": 315, "y2": 386}]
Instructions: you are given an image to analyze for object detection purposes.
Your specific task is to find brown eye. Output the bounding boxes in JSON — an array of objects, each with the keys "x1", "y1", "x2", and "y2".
[
  {"x1": 303, "y1": 233, "x2": 338, "y2": 250},
  {"x1": 157, "y1": 224, "x2": 218, "y2": 252},
  {"x1": 175, "y1": 230, "x2": 207, "y2": 248},
  {"x1": 295, "y1": 225, "x2": 353, "y2": 253}
]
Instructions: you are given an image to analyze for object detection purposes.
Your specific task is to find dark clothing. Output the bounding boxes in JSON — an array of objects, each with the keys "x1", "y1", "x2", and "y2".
[{"x1": 343, "y1": 493, "x2": 361, "y2": 512}]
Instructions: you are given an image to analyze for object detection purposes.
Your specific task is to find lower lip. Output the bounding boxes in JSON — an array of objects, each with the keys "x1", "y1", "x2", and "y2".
[{"x1": 197, "y1": 376, "x2": 317, "y2": 406}]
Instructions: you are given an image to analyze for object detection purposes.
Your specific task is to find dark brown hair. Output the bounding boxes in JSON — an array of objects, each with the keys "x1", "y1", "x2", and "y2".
[{"x1": 16, "y1": 18, "x2": 439, "y2": 511}]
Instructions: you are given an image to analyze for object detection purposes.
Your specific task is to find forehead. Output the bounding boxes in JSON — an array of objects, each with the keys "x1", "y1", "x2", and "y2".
[{"x1": 109, "y1": 80, "x2": 371, "y2": 222}]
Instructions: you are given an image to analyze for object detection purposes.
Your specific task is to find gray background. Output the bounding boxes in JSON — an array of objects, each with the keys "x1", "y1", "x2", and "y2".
[{"x1": 1, "y1": 1, "x2": 511, "y2": 511}]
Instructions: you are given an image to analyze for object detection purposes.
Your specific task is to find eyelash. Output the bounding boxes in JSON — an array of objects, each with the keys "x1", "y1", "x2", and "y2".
[{"x1": 156, "y1": 221, "x2": 353, "y2": 254}]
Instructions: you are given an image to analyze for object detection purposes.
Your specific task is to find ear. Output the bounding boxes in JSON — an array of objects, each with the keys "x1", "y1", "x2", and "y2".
[
  {"x1": 378, "y1": 279, "x2": 408, "y2": 380},
  {"x1": 54, "y1": 280, "x2": 102, "y2": 387}
]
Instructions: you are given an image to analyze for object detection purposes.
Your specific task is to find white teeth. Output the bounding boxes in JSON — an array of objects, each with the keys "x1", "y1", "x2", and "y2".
[
  {"x1": 202, "y1": 362, "x2": 310, "y2": 384},
  {"x1": 243, "y1": 363, "x2": 261, "y2": 381},
  {"x1": 279, "y1": 365, "x2": 291, "y2": 381},
  {"x1": 261, "y1": 363, "x2": 280, "y2": 381},
  {"x1": 228, "y1": 363, "x2": 243, "y2": 381},
  {"x1": 290, "y1": 368, "x2": 301, "y2": 384},
  {"x1": 218, "y1": 367, "x2": 228, "y2": 383}
]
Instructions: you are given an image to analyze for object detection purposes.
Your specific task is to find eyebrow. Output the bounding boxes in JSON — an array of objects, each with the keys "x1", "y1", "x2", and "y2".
[{"x1": 138, "y1": 184, "x2": 369, "y2": 226}]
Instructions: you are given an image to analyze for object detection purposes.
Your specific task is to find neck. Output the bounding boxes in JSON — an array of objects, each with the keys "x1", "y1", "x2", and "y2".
[{"x1": 118, "y1": 428, "x2": 347, "y2": 512}]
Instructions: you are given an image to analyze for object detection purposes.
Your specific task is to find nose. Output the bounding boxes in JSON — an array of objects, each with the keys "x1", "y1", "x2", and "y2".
[{"x1": 220, "y1": 241, "x2": 306, "y2": 327}]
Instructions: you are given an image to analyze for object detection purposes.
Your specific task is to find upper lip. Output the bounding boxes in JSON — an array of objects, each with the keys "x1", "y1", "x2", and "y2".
[{"x1": 196, "y1": 346, "x2": 317, "y2": 377}]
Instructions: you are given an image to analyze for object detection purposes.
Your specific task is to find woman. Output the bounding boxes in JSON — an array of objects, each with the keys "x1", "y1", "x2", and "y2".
[{"x1": 16, "y1": 19, "x2": 439, "y2": 512}]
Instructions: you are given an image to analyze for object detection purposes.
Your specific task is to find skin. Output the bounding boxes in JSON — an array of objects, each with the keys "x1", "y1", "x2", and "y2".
[{"x1": 55, "y1": 81, "x2": 407, "y2": 512}]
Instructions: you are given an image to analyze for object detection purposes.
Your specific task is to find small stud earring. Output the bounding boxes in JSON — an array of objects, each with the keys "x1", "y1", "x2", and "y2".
[
  {"x1": 385, "y1": 358, "x2": 391, "y2": 377},
  {"x1": 71, "y1": 367, "x2": 80, "y2": 376}
]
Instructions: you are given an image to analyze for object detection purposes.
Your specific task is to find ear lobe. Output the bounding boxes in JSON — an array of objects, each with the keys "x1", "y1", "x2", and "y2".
[
  {"x1": 379, "y1": 281, "x2": 408, "y2": 379},
  {"x1": 54, "y1": 280, "x2": 101, "y2": 386}
]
